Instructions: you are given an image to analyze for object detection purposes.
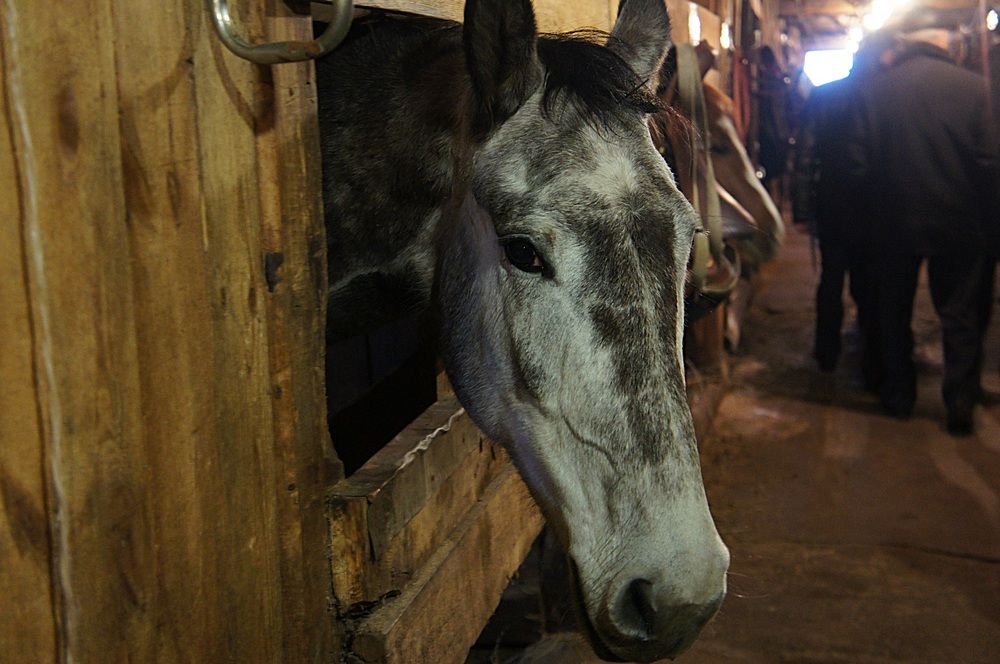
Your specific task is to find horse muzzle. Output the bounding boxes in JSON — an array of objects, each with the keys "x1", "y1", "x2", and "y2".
[{"x1": 570, "y1": 546, "x2": 728, "y2": 662}]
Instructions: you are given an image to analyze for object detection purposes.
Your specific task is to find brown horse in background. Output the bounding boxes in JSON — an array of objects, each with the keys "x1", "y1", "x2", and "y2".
[{"x1": 650, "y1": 45, "x2": 784, "y2": 348}]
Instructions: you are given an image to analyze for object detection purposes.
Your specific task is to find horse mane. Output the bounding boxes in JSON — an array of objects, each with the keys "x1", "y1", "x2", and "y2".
[
  {"x1": 536, "y1": 30, "x2": 661, "y2": 130},
  {"x1": 648, "y1": 104, "x2": 693, "y2": 154}
]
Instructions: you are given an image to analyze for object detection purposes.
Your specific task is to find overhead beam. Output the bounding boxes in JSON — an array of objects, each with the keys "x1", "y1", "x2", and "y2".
[
  {"x1": 780, "y1": 0, "x2": 861, "y2": 17},
  {"x1": 780, "y1": 0, "x2": 984, "y2": 16}
]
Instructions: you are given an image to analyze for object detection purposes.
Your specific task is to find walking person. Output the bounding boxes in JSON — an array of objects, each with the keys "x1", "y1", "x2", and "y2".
[
  {"x1": 793, "y1": 34, "x2": 898, "y2": 383},
  {"x1": 757, "y1": 46, "x2": 794, "y2": 199},
  {"x1": 846, "y1": 14, "x2": 999, "y2": 435}
]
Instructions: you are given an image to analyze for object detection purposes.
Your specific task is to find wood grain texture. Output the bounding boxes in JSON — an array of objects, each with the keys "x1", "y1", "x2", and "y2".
[
  {"x1": 114, "y1": 0, "x2": 287, "y2": 659},
  {"x1": 2, "y1": 2, "x2": 158, "y2": 661},
  {"x1": 328, "y1": 399, "x2": 512, "y2": 608},
  {"x1": 257, "y1": 2, "x2": 342, "y2": 660},
  {"x1": 0, "y1": 25, "x2": 58, "y2": 660},
  {"x1": 355, "y1": 0, "x2": 617, "y2": 31},
  {"x1": 335, "y1": 399, "x2": 480, "y2": 557},
  {"x1": 350, "y1": 465, "x2": 545, "y2": 664}
]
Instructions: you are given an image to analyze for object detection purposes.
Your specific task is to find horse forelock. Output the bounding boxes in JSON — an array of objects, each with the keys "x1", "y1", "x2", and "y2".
[{"x1": 536, "y1": 30, "x2": 662, "y2": 131}]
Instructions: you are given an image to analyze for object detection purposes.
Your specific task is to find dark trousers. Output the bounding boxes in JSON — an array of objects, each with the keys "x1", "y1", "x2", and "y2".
[
  {"x1": 814, "y1": 235, "x2": 878, "y2": 379},
  {"x1": 875, "y1": 251, "x2": 990, "y2": 412},
  {"x1": 978, "y1": 260, "x2": 997, "y2": 336}
]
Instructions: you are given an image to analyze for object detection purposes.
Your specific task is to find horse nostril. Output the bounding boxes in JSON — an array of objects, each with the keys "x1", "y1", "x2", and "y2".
[{"x1": 617, "y1": 578, "x2": 658, "y2": 640}]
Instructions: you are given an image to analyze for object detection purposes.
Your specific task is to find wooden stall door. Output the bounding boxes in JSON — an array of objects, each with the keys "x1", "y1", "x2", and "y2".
[{"x1": 0, "y1": 1, "x2": 338, "y2": 662}]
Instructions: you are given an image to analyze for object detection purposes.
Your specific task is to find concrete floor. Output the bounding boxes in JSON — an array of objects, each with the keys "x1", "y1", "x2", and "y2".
[{"x1": 476, "y1": 229, "x2": 1000, "y2": 663}]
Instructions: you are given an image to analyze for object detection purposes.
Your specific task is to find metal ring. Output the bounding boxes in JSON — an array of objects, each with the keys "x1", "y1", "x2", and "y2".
[{"x1": 208, "y1": 0, "x2": 354, "y2": 64}]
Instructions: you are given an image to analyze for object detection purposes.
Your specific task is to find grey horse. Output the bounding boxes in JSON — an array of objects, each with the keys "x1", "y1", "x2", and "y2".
[{"x1": 318, "y1": 1, "x2": 728, "y2": 660}]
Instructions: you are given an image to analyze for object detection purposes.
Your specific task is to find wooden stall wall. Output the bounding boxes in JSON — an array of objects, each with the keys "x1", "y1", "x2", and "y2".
[{"x1": 1, "y1": 0, "x2": 337, "y2": 661}]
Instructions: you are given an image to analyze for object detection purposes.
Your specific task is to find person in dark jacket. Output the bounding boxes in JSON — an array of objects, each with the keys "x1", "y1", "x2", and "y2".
[
  {"x1": 793, "y1": 33, "x2": 898, "y2": 381},
  {"x1": 846, "y1": 19, "x2": 999, "y2": 435},
  {"x1": 757, "y1": 46, "x2": 793, "y2": 195}
]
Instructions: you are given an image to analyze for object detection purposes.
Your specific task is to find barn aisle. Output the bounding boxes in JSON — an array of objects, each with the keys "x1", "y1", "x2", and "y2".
[
  {"x1": 503, "y1": 228, "x2": 1000, "y2": 663},
  {"x1": 682, "y1": 227, "x2": 1000, "y2": 662}
]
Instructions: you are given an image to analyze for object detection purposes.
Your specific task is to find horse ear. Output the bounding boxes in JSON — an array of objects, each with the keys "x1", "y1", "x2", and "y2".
[
  {"x1": 464, "y1": 0, "x2": 542, "y2": 131},
  {"x1": 609, "y1": 0, "x2": 672, "y2": 85}
]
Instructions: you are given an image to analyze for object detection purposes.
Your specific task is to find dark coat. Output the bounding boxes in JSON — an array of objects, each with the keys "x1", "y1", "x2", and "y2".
[
  {"x1": 846, "y1": 41, "x2": 999, "y2": 255},
  {"x1": 793, "y1": 75, "x2": 867, "y2": 243}
]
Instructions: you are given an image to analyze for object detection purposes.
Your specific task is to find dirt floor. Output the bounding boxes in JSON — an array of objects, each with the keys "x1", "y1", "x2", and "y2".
[{"x1": 471, "y1": 229, "x2": 1000, "y2": 663}]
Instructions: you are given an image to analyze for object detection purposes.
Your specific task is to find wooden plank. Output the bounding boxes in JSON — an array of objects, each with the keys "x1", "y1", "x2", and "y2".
[
  {"x1": 778, "y1": 0, "x2": 859, "y2": 16},
  {"x1": 779, "y1": 0, "x2": 979, "y2": 16},
  {"x1": 533, "y1": 0, "x2": 617, "y2": 31},
  {"x1": 0, "y1": 34, "x2": 58, "y2": 661},
  {"x1": 328, "y1": 399, "x2": 511, "y2": 606},
  {"x1": 257, "y1": 1, "x2": 343, "y2": 660},
  {"x1": 350, "y1": 465, "x2": 544, "y2": 664},
  {"x1": 107, "y1": 0, "x2": 290, "y2": 660},
  {"x1": 346, "y1": 0, "x2": 618, "y2": 31},
  {"x1": 109, "y1": 1, "x2": 223, "y2": 660},
  {"x1": 364, "y1": 438, "x2": 509, "y2": 599},
  {"x1": 355, "y1": 0, "x2": 464, "y2": 21},
  {"x1": 4, "y1": 0, "x2": 165, "y2": 658},
  {"x1": 329, "y1": 436, "x2": 510, "y2": 606},
  {"x1": 1, "y1": 2, "x2": 159, "y2": 661},
  {"x1": 332, "y1": 399, "x2": 475, "y2": 552}
]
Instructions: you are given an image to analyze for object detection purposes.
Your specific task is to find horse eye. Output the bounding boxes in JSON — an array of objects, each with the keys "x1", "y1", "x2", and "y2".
[{"x1": 502, "y1": 238, "x2": 545, "y2": 274}]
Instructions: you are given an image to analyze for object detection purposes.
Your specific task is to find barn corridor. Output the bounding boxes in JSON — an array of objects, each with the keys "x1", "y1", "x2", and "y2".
[
  {"x1": 682, "y1": 227, "x2": 1000, "y2": 662},
  {"x1": 493, "y1": 227, "x2": 1000, "y2": 664}
]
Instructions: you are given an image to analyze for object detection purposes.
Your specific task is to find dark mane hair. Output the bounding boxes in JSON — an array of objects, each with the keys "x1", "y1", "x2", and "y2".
[{"x1": 536, "y1": 30, "x2": 661, "y2": 129}]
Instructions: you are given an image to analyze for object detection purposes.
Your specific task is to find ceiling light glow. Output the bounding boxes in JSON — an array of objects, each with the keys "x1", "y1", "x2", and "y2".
[
  {"x1": 688, "y1": 3, "x2": 702, "y2": 44},
  {"x1": 863, "y1": 0, "x2": 913, "y2": 32},
  {"x1": 803, "y1": 49, "x2": 855, "y2": 87}
]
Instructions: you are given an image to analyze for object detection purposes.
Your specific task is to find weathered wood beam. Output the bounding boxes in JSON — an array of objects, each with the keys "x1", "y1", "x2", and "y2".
[
  {"x1": 328, "y1": 398, "x2": 521, "y2": 607},
  {"x1": 780, "y1": 0, "x2": 982, "y2": 16},
  {"x1": 780, "y1": 0, "x2": 861, "y2": 17},
  {"x1": 350, "y1": 464, "x2": 545, "y2": 664},
  {"x1": 315, "y1": 0, "x2": 619, "y2": 31}
]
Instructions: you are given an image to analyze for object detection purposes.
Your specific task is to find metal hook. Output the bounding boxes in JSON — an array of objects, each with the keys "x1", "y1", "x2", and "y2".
[{"x1": 208, "y1": 0, "x2": 354, "y2": 64}]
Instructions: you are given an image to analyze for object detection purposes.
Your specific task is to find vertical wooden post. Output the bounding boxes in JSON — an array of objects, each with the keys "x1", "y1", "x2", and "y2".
[{"x1": 0, "y1": 1, "x2": 339, "y2": 661}]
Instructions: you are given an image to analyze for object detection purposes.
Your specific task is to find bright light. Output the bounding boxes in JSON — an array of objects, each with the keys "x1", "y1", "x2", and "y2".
[
  {"x1": 803, "y1": 49, "x2": 855, "y2": 87},
  {"x1": 988, "y1": 9, "x2": 999, "y2": 31},
  {"x1": 721, "y1": 22, "x2": 732, "y2": 50},
  {"x1": 863, "y1": 0, "x2": 912, "y2": 32},
  {"x1": 848, "y1": 26, "x2": 864, "y2": 52},
  {"x1": 688, "y1": 3, "x2": 702, "y2": 44}
]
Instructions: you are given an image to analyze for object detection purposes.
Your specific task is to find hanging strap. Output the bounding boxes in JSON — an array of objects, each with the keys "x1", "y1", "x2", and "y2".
[{"x1": 675, "y1": 43, "x2": 740, "y2": 299}]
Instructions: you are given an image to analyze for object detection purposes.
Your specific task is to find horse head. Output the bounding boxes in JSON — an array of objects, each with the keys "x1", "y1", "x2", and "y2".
[
  {"x1": 650, "y1": 46, "x2": 784, "y2": 273},
  {"x1": 703, "y1": 84, "x2": 785, "y2": 269},
  {"x1": 437, "y1": 1, "x2": 728, "y2": 660}
]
